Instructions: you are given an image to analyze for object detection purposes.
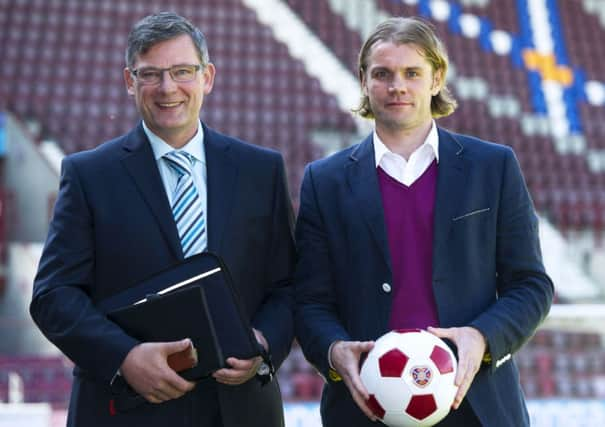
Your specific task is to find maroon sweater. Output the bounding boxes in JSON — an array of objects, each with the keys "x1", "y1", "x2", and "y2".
[{"x1": 377, "y1": 161, "x2": 440, "y2": 329}]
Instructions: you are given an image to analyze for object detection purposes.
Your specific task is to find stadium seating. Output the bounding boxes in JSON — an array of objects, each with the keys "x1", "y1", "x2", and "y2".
[
  {"x1": 453, "y1": 0, "x2": 519, "y2": 33},
  {"x1": 375, "y1": 0, "x2": 419, "y2": 20},
  {"x1": 559, "y1": 1, "x2": 605, "y2": 81},
  {"x1": 277, "y1": 341, "x2": 325, "y2": 401},
  {"x1": 515, "y1": 329, "x2": 605, "y2": 399},
  {"x1": 0, "y1": 355, "x2": 73, "y2": 407},
  {"x1": 3, "y1": 0, "x2": 604, "y2": 232},
  {"x1": 0, "y1": 187, "x2": 5, "y2": 298},
  {"x1": 284, "y1": 0, "x2": 363, "y2": 71},
  {"x1": 0, "y1": 0, "x2": 356, "y2": 202}
]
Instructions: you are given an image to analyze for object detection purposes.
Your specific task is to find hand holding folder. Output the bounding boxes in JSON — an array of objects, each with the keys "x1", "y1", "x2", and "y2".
[
  {"x1": 167, "y1": 342, "x2": 199, "y2": 372},
  {"x1": 99, "y1": 253, "x2": 263, "y2": 413},
  {"x1": 112, "y1": 338, "x2": 198, "y2": 414}
]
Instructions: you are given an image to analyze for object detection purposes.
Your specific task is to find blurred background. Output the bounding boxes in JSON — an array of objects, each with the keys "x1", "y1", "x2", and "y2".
[{"x1": 1, "y1": 0, "x2": 604, "y2": 425}]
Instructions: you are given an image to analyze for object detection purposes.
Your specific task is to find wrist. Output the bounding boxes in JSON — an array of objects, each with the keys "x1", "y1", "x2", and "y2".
[
  {"x1": 253, "y1": 328, "x2": 269, "y2": 353},
  {"x1": 469, "y1": 326, "x2": 490, "y2": 363},
  {"x1": 328, "y1": 340, "x2": 342, "y2": 370},
  {"x1": 327, "y1": 340, "x2": 343, "y2": 382},
  {"x1": 255, "y1": 356, "x2": 274, "y2": 385}
]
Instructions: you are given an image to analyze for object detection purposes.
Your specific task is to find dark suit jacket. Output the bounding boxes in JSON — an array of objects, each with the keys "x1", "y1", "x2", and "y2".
[
  {"x1": 30, "y1": 123, "x2": 296, "y2": 427},
  {"x1": 294, "y1": 128, "x2": 554, "y2": 427}
]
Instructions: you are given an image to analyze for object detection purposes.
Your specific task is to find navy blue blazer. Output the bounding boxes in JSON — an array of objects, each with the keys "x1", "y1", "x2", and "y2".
[
  {"x1": 294, "y1": 128, "x2": 554, "y2": 427},
  {"x1": 30, "y1": 123, "x2": 296, "y2": 427}
]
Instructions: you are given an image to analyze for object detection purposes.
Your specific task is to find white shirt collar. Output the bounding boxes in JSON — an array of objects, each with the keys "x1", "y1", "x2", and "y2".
[
  {"x1": 144, "y1": 120, "x2": 206, "y2": 166},
  {"x1": 373, "y1": 121, "x2": 439, "y2": 186}
]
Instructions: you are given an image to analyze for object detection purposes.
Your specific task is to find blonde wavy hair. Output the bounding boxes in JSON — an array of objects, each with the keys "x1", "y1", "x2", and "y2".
[{"x1": 353, "y1": 17, "x2": 457, "y2": 119}]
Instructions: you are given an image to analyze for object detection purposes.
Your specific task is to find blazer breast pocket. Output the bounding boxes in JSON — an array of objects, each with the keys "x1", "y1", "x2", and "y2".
[
  {"x1": 452, "y1": 207, "x2": 491, "y2": 222},
  {"x1": 450, "y1": 208, "x2": 494, "y2": 254}
]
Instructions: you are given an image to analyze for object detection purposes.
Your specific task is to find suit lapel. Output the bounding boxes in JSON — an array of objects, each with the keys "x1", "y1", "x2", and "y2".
[
  {"x1": 203, "y1": 125, "x2": 238, "y2": 254},
  {"x1": 432, "y1": 128, "x2": 467, "y2": 270},
  {"x1": 346, "y1": 134, "x2": 391, "y2": 271},
  {"x1": 120, "y1": 124, "x2": 182, "y2": 259}
]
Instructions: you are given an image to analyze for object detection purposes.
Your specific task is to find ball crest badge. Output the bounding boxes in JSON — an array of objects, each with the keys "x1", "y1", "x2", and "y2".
[{"x1": 411, "y1": 365, "x2": 432, "y2": 388}]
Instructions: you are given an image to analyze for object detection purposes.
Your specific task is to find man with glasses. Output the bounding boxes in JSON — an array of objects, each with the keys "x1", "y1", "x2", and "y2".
[{"x1": 30, "y1": 12, "x2": 295, "y2": 427}]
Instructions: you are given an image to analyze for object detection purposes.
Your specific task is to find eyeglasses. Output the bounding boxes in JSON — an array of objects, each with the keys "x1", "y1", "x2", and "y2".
[{"x1": 130, "y1": 64, "x2": 202, "y2": 85}]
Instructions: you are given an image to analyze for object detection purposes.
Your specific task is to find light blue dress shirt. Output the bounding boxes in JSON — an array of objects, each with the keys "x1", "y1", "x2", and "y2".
[{"x1": 143, "y1": 120, "x2": 208, "y2": 234}]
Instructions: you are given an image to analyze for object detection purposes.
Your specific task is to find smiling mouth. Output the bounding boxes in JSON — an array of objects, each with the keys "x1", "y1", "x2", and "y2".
[{"x1": 157, "y1": 102, "x2": 183, "y2": 108}]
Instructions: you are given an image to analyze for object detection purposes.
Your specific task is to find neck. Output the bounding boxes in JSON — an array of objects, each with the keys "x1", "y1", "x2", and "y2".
[
  {"x1": 376, "y1": 120, "x2": 432, "y2": 160},
  {"x1": 144, "y1": 121, "x2": 199, "y2": 149},
  {"x1": 161, "y1": 128, "x2": 198, "y2": 149}
]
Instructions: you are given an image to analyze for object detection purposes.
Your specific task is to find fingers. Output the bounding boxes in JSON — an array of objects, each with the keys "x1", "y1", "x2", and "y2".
[
  {"x1": 331, "y1": 341, "x2": 376, "y2": 421},
  {"x1": 331, "y1": 341, "x2": 374, "y2": 373},
  {"x1": 162, "y1": 366, "x2": 196, "y2": 393},
  {"x1": 345, "y1": 363, "x2": 370, "y2": 401},
  {"x1": 146, "y1": 395, "x2": 163, "y2": 404},
  {"x1": 427, "y1": 326, "x2": 451, "y2": 340},
  {"x1": 139, "y1": 360, "x2": 195, "y2": 403},
  {"x1": 160, "y1": 340, "x2": 197, "y2": 395},
  {"x1": 144, "y1": 380, "x2": 186, "y2": 403},
  {"x1": 345, "y1": 373, "x2": 377, "y2": 421},
  {"x1": 212, "y1": 356, "x2": 262, "y2": 385},
  {"x1": 348, "y1": 383, "x2": 378, "y2": 422},
  {"x1": 428, "y1": 326, "x2": 486, "y2": 410},
  {"x1": 139, "y1": 373, "x2": 194, "y2": 403},
  {"x1": 451, "y1": 356, "x2": 478, "y2": 409},
  {"x1": 165, "y1": 338, "x2": 194, "y2": 353},
  {"x1": 120, "y1": 340, "x2": 196, "y2": 404},
  {"x1": 358, "y1": 341, "x2": 375, "y2": 355}
]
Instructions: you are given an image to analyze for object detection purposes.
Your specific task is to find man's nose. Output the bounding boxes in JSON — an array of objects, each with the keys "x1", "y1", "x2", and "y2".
[
  {"x1": 158, "y1": 70, "x2": 178, "y2": 91},
  {"x1": 388, "y1": 73, "x2": 407, "y2": 94}
]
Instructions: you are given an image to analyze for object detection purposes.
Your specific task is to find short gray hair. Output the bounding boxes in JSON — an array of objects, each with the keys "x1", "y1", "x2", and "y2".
[{"x1": 125, "y1": 12, "x2": 210, "y2": 69}]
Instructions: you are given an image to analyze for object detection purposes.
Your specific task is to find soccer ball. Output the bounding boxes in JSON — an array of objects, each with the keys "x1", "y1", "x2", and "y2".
[{"x1": 359, "y1": 329, "x2": 458, "y2": 427}]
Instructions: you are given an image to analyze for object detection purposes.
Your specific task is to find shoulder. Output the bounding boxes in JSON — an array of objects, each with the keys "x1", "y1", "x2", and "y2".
[
  {"x1": 439, "y1": 127, "x2": 515, "y2": 161},
  {"x1": 305, "y1": 142, "x2": 361, "y2": 178},
  {"x1": 63, "y1": 132, "x2": 131, "y2": 170},
  {"x1": 205, "y1": 126, "x2": 283, "y2": 164},
  {"x1": 314, "y1": 144, "x2": 358, "y2": 167}
]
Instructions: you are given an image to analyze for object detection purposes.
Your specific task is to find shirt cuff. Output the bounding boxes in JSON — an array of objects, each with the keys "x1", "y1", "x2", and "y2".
[{"x1": 110, "y1": 369, "x2": 121, "y2": 386}]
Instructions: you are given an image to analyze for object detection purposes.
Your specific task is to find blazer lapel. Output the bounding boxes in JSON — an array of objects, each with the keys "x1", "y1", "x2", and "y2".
[
  {"x1": 346, "y1": 134, "x2": 391, "y2": 271},
  {"x1": 120, "y1": 124, "x2": 182, "y2": 259},
  {"x1": 432, "y1": 128, "x2": 468, "y2": 275},
  {"x1": 203, "y1": 125, "x2": 238, "y2": 254}
]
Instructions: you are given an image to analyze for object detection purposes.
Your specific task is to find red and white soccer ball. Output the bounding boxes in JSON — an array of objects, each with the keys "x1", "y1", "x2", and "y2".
[{"x1": 360, "y1": 329, "x2": 458, "y2": 427}]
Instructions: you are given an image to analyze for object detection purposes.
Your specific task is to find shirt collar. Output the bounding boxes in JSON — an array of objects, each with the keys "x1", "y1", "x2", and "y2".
[
  {"x1": 373, "y1": 120, "x2": 439, "y2": 167},
  {"x1": 144, "y1": 120, "x2": 206, "y2": 166}
]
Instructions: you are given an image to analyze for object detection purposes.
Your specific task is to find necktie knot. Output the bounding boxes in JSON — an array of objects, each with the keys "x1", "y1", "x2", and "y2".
[{"x1": 164, "y1": 151, "x2": 194, "y2": 177}]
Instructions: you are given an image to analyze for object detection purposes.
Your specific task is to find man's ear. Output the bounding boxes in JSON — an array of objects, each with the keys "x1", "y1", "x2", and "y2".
[
  {"x1": 431, "y1": 69, "x2": 444, "y2": 96},
  {"x1": 124, "y1": 68, "x2": 135, "y2": 96},
  {"x1": 201, "y1": 63, "x2": 216, "y2": 95},
  {"x1": 360, "y1": 70, "x2": 368, "y2": 96}
]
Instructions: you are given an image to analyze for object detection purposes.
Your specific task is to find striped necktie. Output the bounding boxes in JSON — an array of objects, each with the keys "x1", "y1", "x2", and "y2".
[{"x1": 163, "y1": 151, "x2": 206, "y2": 257}]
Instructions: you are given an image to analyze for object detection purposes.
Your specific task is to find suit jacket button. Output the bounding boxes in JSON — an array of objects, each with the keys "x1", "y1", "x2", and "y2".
[{"x1": 382, "y1": 283, "x2": 391, "y2": 293}]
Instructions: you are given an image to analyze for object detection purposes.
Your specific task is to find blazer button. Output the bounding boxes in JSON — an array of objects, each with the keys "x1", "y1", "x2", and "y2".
[{"x1": 382, "y1": 283, "x2": 391, "y2": 293}]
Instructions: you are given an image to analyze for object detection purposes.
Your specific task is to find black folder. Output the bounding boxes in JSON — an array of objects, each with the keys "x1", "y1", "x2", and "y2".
[
  {"x1": 98, "y1": 252, "x2": 261, "y2": 382},
  {"x1": 107, "y1": 285, "x2": 222, "y2": 380}
]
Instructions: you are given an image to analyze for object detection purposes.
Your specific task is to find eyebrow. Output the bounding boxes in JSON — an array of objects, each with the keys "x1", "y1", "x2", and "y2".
[
  {"x1": 135, "y1": 63, "x2": 199, "y2": 70},
  {"x1": 369, "y1": 65, "x2": 424, "y2": 72}
]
